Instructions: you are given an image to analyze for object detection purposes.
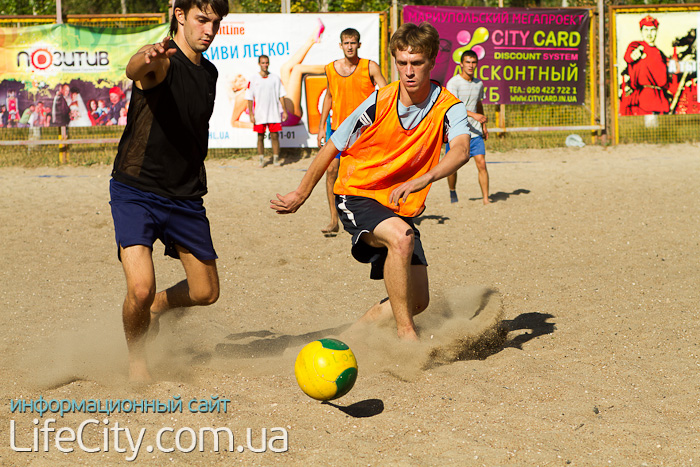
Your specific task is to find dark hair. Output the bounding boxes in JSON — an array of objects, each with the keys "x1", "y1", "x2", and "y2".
[
  {"x1": 460, "y1": 50, "x2": 478, "y2": 63},
  {"x1": 169, "y1": 0, "x2": 229, "y2": 37},
  {"x1": 340, "y1": 28, "x2": 360, "y2": 43},
  {"x1": 258, "y1": 54, "x2": 269, "y2": 63},
  {"x1": 390, "y1": 22, "x2": 440, "y2": 61}
]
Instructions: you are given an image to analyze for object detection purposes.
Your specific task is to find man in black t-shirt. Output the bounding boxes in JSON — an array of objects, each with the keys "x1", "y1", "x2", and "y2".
[{"x1": 109, "y1": 0, "x2": 228, "y2": 382}]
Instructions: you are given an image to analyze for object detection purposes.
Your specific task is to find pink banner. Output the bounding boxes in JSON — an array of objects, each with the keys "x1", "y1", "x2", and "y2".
[{"x1": 403, "y1": 5, "x2": 589, "y2": 105}]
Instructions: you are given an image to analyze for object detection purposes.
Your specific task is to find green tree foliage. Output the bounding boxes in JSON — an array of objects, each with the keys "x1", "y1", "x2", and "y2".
[
  {"x1": 0, "y1": 0, "x2": 167, "y2": 16},
  {"x1": 0, "y1": 0, "x2": 55, "y2": 15}
]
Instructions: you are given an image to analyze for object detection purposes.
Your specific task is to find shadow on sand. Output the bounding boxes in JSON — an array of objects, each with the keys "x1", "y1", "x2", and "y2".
[
  {"x1": 322, "y1": 399, "x2": 385, "y2": 418},
  {"x1": 215, "y1": 324, "x2": 351, "y2": 359},
  {"x1": 483, "y1": 188, "x2": 531, "y2": 203},
  {"x1": 213, "y1": 311, "x2": 555, "y2": 363}
]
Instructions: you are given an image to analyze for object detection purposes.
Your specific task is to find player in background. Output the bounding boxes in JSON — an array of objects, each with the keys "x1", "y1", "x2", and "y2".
[
  {"x1": 445, "y1": 50, "x2": 489, "y2": 204},
  {"x1": 246, "y1": 54, "x2": 288, "y2": 167},
  {"x1": 317, "y1": 28, "x2": 387, "y2": 235}
]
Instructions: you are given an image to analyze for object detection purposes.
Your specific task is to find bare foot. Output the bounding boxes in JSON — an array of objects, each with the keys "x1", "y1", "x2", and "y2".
[
  {"x1": 357, "y1": 299, "x2": 393, "y2": 324},
  {"x1": 128, "y1": 357, "x2": 152, "y2": 383},
  {"x1": 397, "y1": 328, "x2": 420, "y2": 341},
  {"x1": 321, "y1": 223, "x2": 339, "y2": 237},
  {"x1": 483, "y1": 198, "x2": 491, "y2": 205}
]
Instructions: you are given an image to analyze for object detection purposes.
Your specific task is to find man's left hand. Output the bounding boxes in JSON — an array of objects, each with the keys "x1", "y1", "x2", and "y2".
[{"x1": 389, "y1": 179, "x2": 429, "y2": 207}]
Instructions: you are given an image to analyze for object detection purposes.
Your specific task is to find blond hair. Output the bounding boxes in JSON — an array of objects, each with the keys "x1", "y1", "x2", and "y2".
[{"x1": 390, "y1": 22, "x2": 440, "y2": 61}]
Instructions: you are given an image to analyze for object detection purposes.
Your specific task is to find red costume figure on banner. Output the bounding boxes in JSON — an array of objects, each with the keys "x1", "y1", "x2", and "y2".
[{"x1": 621, "y1": 15, "x2": 670, "y2": 115}]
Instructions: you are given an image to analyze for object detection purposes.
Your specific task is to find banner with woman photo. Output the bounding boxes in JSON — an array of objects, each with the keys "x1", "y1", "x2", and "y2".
[
  {"x1": 0, "y1": 23, "x2": 168, "y2": 128},
  {"x1": 0, "y1": 15, "x2": 381, "y2": 146},
  {"x1": 204, "y1": 13, "x2": 380, "y2": 149}
]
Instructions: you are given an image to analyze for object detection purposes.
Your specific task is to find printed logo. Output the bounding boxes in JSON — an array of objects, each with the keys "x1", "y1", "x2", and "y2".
[{"x1": 30, "y1": 49, "x2": 53, "y2": 70}]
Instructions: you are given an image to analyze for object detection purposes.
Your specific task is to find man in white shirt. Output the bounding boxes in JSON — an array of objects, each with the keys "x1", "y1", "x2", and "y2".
[
  {"x1": 246, "y1": 55, "x2": 288, "y2": 167},
  {"x1": 446, "y1": 50, "x2": 490, "y2": 204}
]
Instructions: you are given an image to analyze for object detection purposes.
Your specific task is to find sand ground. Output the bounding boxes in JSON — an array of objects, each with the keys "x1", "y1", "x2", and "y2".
[{"x1": 0, "y1": 143, "x2": 698, "y2": 466}]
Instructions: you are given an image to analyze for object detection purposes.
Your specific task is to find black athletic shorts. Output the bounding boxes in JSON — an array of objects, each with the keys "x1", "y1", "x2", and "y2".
[{"x1": 335, "y1": 194, "x2": 427, "y2": 280}]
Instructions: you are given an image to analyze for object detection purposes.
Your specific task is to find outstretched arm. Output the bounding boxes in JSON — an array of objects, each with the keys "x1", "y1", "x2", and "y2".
[
  {"x1": 271, "y1": 140, "x2": 340, "y2": 214},
  {"x1": 389, "y1": 134, "x2": 470, "y2": 207},
  {"x1": 126, "y1": 37, "x2": 175, "y2": 90}
]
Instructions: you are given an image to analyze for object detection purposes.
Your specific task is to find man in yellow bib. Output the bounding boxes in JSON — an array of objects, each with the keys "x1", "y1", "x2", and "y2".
[{"x1": 272, "y1": 22, "x2": 471, "y2": 341}]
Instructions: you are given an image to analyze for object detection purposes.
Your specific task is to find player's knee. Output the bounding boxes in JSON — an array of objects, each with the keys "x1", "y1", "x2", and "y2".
[
  {"x1": 129, "y1": 283, "x2": 155, "y2": 308},
  {"x1": 191, "y1": 282, "x2": 219, "y2": 306},
  {"x1": 389, "y1": 229, "x2": 414, "y2": 257}
]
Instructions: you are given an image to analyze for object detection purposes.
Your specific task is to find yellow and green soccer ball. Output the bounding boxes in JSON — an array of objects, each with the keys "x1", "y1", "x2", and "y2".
[{"x1": 294, "y1": 338, "x2": 358, "y2": 401}]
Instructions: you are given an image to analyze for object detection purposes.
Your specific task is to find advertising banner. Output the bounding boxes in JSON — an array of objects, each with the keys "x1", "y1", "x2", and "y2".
[
  {"x1": 614, "y1": 10, "x2": 699, "y2": 115},
  {"x1": 0, "y1": 23, "x2": 168, "y2": 128},
  {"x1": 0, "y1": 15, "x2": 381, "y2": 148},
  {"x1": 403, "y1": 5, "x2": 589, "y2": 105},
  {"x1": 205, "y1": 14, "x2": 380, "y2": 149}
]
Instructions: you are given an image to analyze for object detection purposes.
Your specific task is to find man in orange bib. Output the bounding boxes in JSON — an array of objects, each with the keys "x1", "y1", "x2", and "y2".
[
  {"x1": 317, "y1": 28, "x2": 387, "y2": 236},
  {"x1": 272, "y1": 22, "x2": 471, "y2": 341}
]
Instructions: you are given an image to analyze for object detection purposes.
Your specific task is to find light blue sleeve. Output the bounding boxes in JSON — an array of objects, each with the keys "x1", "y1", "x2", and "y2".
[
  {"x1": 445, "y1": 104, "x2": 471, "y2": 143},
  {"x1": 329, "y1": 91, "x2": 378, "y2": 152}
]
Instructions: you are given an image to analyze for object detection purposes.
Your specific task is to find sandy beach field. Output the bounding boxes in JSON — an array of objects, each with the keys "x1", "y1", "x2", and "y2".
[{"x1": 0, "y1": 143, "x2": 698, "y2": 466}]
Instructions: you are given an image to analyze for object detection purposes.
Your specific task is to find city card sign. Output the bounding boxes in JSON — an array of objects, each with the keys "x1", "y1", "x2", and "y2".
[{"x1": 403, "y1": 5, "x2": 590, "y2": 105}]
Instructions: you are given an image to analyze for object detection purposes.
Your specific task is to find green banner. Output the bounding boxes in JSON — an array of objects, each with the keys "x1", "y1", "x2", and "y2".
[
  {"x1": 1, "y1": 23, "x2": 168, "y2": 89},
  {"x1": 0, "y1": 23, "x2": 168, "y2": 127}
]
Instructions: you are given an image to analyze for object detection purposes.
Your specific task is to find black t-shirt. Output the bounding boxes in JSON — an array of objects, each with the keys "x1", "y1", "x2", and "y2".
[{"x1": 112, "y1": 42, "x2": 217, "y2": 200}]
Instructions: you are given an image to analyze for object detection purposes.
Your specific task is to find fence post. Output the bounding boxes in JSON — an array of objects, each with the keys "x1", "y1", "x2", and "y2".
[{"x1": 59, "y1": 126, "x2": 69, "y2": 163}]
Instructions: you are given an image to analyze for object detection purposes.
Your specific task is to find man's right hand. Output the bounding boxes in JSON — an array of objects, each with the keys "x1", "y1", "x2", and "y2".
[
  {"x1": 317, "y1": 129, "x2": 325, "y2": 147},
  {"x1": 271, "y1": 190, "x2": 306, "y2": 214},
  {"x1": 127, "y1": 37, "x2": 176, "y2": 87},
  {"x1": 630, "y1": 45, "x2": 646, "y2": 62},
  {"x1": 143, "y1": 37, "x2": 176, "y2": 64}
]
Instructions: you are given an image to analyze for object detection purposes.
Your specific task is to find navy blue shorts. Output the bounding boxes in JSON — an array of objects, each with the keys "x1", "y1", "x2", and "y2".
[
  {"x1": 335, "y1": 194, "x2": 427, "y2": 280},
  {"x1": 109, "y1": 179, "x2": 217, "y2": 261}
]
